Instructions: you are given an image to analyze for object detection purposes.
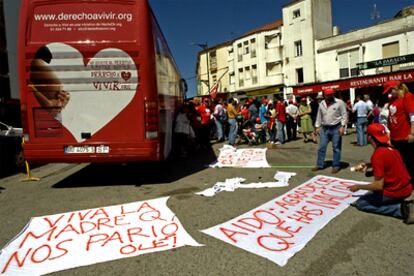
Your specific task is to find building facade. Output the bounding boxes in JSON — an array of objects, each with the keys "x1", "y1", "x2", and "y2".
[
  {"x1": 196, "y1": 0, "x2": 414, "y2": 103},
  {"x1": 196, "y1": 42, "x2": 231, "y2": 96},
  {"x1": 294, "y1": 5, "x2": 414, "y2": 104},
  {"x1": 282, "y1": 0, "x2": 332, "y2": 94}
]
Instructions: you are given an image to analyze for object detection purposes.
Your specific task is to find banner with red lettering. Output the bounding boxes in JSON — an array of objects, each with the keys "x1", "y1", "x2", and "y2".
[
  {"x1": 201, "y1": 176, "x2": 368, "y2": 266},
  {"x1": 211, "y1": 146, "x2": 270, "y2": 168},
  {"x1": 0, "y1": 197, "x2": 201, "y2": 275}
]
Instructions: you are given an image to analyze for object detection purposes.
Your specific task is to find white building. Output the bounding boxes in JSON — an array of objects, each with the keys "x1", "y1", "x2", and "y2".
[
  {"x1": 293, "y1": 4, "x2": 414, "y2": 104},
  {"x1": 282, "y1": 0, "x2": 332, "y2": 96},
  {"x1": 196, "y1": 20, "x2": 284, "y2": 101},
  {"x1": 228, "y1": 20, "x2": 284, "y2": 100},
  {"x1": 196, "y1": 0, "x2": 414, "y2": 103},
  {"x1": 196, "y1": 41, "x2": 231, "y2": 96}
]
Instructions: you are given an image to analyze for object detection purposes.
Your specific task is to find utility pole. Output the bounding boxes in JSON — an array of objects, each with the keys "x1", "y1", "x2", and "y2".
[{"x1": 192, "y1": 42, "x2": 210, "y2": 95}]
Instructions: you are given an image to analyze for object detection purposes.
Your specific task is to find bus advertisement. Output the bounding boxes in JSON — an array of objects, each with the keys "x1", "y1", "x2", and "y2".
[{"x1": 18, "y1": 0, "x2": 186, "y2": 163}]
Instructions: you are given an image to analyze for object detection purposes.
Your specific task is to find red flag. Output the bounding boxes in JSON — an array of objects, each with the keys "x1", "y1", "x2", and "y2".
[{"x1": 210, "y1": 83, "x2": 219, "y2": 99}]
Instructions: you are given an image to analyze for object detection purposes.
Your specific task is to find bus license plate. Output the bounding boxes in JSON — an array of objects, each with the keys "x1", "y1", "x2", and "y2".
[
  {"x1": 96, "y1": 145, "x2": 110, "y2": 153},
  {"x1": 64, "y1": 145, "x2": 110, "y2": 154},
  {"x1": 65, "y1": 146, "x2": 95, "y2": 154}
]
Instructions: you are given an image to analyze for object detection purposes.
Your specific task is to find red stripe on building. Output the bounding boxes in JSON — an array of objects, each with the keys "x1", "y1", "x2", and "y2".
[{"x1": 293, "y1": 70, "x2": 414, "y2": 95}]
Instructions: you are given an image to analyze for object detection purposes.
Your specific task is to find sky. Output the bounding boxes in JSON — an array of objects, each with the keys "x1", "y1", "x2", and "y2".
[
  {"x1": 149, "y1": 0, "x2": 414, "y2": 98},
  {"x1": 3, "y1": 0, "x2": 414, "y2": 99}
]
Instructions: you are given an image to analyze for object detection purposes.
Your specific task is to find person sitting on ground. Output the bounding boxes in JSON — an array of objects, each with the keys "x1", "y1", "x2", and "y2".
[{"x1": 348, "y1": 123, "x2": 414, "y2": 224}]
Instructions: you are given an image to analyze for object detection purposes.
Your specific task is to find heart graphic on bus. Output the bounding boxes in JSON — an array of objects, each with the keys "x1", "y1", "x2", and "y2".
[
  {"x1": 121, "y1": 71, "x2": 132, "y2": 81},
  {"x1": 33, "y1": 42, "x2": 138, "y2": 142}
]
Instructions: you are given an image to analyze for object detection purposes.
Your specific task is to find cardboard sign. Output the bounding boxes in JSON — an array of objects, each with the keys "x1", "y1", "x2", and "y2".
[
  {"x1": 202, "y1": 176, "x2": 368, "y2": 266},
  {"x1": 0, "y1": 197, "x2": 201, "y2": 275},
  {"x1": 212, "y1": 146, "x2": 270, "y2": 168}
]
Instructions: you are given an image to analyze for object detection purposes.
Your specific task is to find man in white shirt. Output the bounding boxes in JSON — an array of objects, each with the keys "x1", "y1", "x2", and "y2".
[
  {"x1": 286, "y1": 100, "x2": 299, "y2": 141},
  {"x1": 312, "y1": 88, "x2": 347, "y2": 174}
]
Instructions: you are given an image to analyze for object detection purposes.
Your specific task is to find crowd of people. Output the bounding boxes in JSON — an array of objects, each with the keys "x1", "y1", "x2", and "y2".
[
  {"x1": 173, "y1": 79, "x2": 414, "y2": 224},
  {"x1": 174, "y1": 94, "x2": 323, "y2": 154}
]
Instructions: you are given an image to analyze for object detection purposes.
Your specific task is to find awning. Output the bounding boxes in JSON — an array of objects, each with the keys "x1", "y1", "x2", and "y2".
[
  {"x1": 246, "y1": 86, "x2": 283, "y2": 97},
  {"x1": 293, "y1": 69, "x2": 414, "y2": 95}
]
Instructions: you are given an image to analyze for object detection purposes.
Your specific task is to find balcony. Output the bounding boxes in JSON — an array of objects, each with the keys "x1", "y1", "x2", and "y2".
[{"x1": 265, "y1": 48, "x2": 282, "y2": 62}]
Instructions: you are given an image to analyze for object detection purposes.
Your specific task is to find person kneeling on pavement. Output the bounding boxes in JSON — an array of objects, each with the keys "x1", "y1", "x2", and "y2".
[{"x1": 348, "y1": 123, "x2": 414, "y2": 224}]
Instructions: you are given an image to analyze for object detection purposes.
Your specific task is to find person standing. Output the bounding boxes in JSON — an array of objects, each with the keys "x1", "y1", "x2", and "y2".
[
  {"x1": 310, "y1": 95, "x2": 321, "y2": 126},
  {"x1": 227, "y1": 98, "x2": 239, "y2": 146},
  {"x1": 196, "y1": 98, "x2": 212, "y2": 149},
  {"x1": 259, "y1": 99, "x2": 268, "y2": 125},
  {"x1": 213, "y1": 99, "x2": 226, "y2": 142},
  {"x1": 348, "y1": 123, "x2": 413, "y2": 224},
  {"x1": 383, "y1": 80, "x2": 414, "y2": 185},
  {"x1": 275, "y1": 97, "x2": 286, "y2": 144},
  {"x1": 299, "y1": 97, "x2": 317, "y2": 143},
  {"x1": 353, "y1": 95, "x2": 372, "y2": 146},
  {"x1": 312, "y1": 88, "x2": 347, "y2": 174},
  {"x1": 364, "y1": 94, "x2": 374, "y2": 125},
  {"x1": 286, "y1": 100, "x2": 299, "y2": 142},
  {"x1": 248, "y1": 98, "x2": 258, "y2": 124},
  {"x1": 266, "y1": 104, "x2": 277, "y2": 143}
]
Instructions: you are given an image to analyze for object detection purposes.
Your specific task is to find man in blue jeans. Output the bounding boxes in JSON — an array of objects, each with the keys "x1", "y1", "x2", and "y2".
[
  {"x1": 352, "y1": 95, "x2": 372, "y2": 146},
  {"x1": 312, "y1": 88, "x2": 347, "y2": 174},
  {"x1": 348, "y1": 123, "x2": 413, "y2": 224}
]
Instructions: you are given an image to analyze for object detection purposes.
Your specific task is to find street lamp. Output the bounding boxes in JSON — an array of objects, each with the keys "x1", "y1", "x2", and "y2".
[{"x1": 192, "y1": 42, "x2": 210, "y2": 95}]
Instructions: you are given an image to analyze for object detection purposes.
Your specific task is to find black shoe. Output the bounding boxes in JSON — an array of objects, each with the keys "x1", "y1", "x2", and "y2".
[{"x1": 402, "y1": 200, "x2": 414, "y2": 224}]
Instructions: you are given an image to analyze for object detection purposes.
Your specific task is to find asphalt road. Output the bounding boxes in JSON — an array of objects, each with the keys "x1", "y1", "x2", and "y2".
[{"x1": 0, "y1": 132, "x2": 413, "y2": 276}]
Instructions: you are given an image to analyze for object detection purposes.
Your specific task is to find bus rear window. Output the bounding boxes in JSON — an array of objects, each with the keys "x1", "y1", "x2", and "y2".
[{"x1": 28, "y1": 1, "x2": 138, "y2": 44}]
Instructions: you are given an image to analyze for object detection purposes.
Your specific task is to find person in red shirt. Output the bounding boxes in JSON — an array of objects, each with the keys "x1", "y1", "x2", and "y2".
[
  {"x1": 196, "y1": 98, "x2": 212, "y2": 149},
  {"x1": 383, "y1": 80, "x2": 414, "y2": 185},
  {"x1": 275, "y1": 97, "x2": 287, "y2": 144},
  {"x1": 349, "y1": 123, "x2": 413, "y2": 224}
]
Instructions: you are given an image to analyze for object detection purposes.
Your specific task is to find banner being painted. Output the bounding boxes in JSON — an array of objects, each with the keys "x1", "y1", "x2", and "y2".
[
  {"x1": 202, "y1": 176, "x2": 368, "y2": 267},
  {"x1": 0, "y1": 197, "x2": 201, "y2": 275}
]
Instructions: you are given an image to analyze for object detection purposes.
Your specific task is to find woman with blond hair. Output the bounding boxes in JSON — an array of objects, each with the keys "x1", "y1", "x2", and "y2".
[{"x1": 382, "y1": 80, "x2": 414, "y2": 185}]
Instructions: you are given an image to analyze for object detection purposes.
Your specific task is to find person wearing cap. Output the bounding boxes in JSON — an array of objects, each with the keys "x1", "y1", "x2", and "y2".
[
  {"x1": 312, "y1": 88, "x2": 347, "y2": 174},
  {"x1": 286, "y1": 99, "x2": 299, "y2": 142},
  {"x1": 348, "y1": 123, "x2": 413, "y2": 224},
  {"x1": 352, "y1": 95, "x2": 372, "y2": 146},
  {"x1": 383, "y1": 80, "x2": 414, "y2": 185}
]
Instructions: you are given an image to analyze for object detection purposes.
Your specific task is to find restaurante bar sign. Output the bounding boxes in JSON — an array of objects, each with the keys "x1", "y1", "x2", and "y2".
[{"x1": 357, "y1": 54, "x2": 414, "y2": 70}]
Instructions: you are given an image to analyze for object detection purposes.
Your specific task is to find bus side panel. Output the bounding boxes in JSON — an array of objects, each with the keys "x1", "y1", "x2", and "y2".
[
  {"x1": 151, "y1": 11, "x2": 184, "y2": 160},
  {"x1": 19, "y1": 0, "x2": 165, "y2": 162}
]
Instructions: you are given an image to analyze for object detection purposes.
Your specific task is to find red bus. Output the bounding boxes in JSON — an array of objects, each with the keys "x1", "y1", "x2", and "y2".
[{"x1": 18, "y1": 0, "x2": 186, "y2": 163}]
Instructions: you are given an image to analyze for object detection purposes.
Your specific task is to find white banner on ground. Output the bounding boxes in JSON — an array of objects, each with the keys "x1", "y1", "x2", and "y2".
[
  {"x1": 211, "y1": 145, "x2": 270, "y2": 168},
  {"x1": 201, "y1": 175, "x2": 368, "y2": 267},
  {"x1": 0, "y1": 197, "x2": 201, "y2": 275},
  {"x1": 195, "y1": 177, "x2": 289, "y2": 197}
]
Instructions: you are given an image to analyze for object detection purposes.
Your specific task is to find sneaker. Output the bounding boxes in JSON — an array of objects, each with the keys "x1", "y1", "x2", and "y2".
[
  {"x1": 331, "y1": 167, "x2": 340, "y2": 174},
  {"x1": 275, "y1": 142, "x2": 281, "y2": 145},
  {"x1": 402, "y1": 200, "x2": 414, "y2": 224}
]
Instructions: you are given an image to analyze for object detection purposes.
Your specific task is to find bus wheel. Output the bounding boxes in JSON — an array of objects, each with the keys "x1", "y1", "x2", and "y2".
[{"x1": 14, "y1": 150, "x2": 25, "y2": 168}]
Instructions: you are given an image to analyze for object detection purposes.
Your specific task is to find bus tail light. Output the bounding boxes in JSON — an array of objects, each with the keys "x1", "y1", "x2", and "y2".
[{"x1": 144, "y1": 100, "x2": 159, "y2": 139}]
